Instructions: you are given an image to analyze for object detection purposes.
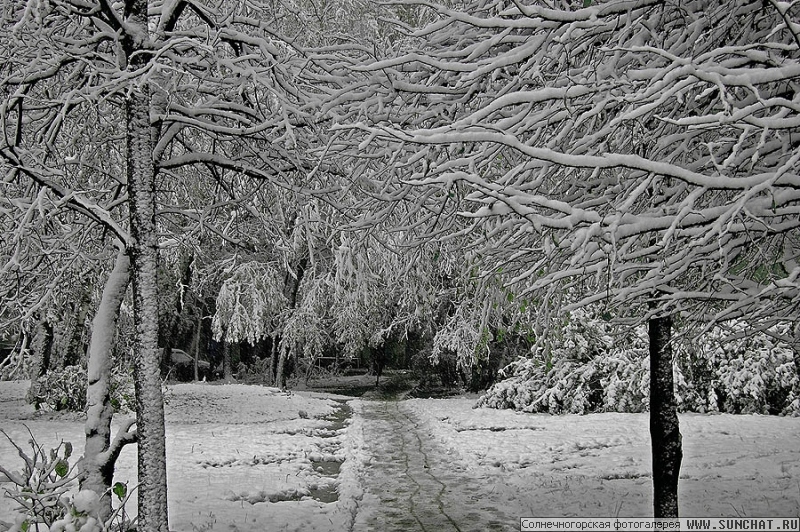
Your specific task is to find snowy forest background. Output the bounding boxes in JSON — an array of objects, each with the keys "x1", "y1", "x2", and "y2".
[{"x1": 1, "y1": 0, "x2": 799, "y2": 529}]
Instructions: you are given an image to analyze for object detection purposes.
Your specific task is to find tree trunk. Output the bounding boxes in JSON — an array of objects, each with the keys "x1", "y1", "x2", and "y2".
[
  {"x1": 125, "y1": 5, "x2": 169, "y2": 526},
  {"x1": 0, "y1": 332, "x2": 29, "y2": 380},
  {"x1": 61, "y1": 286, "x2": 90, "y2": 368},
  {"x1": 267, "y1": 335, "x2": 278, "y2": 386},
  {"x1": 193, "y1": 314, "x2": 202, "y2": 382},
  {"x1": 26, "y1": 317, "x2": 53, "y2": 404},
  {"x1": 223, "y1": 341, "x2": 233, "y2": 382},
  {"x1": 82, "y1": 250, "x2": 136, "y2": 522},
  {"x1": 276, "y1": 348, "x2": 286, "y2": 390},
  {"x1": 649, "y1": 313, "x2": 682, "y2": 518}
]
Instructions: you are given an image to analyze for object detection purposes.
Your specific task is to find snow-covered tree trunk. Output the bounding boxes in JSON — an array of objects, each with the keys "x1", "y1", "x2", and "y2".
[
  {"x1": 82, "y1": 249, "x2": 135, "y2": 522},
  {"x1": 124, "y1": 0, "x2": 168, "y2": 526},
  {"x1": 128, "y1": 92, "x2": 169, "y2": 531},
  {"x1": 649, "y1": 312, "x2": 682, "y2": 517}
]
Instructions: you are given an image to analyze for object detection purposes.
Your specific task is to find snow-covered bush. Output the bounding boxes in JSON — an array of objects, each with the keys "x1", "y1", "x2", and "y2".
[
  {"x1": 46, "y1": 485, "x2": 134, "y2": 532},
  {"x1": 30, "y1": 365, "x2": 87, "y2": 412},
  {"x1": 676, "y1": 323, "x2": 799, "y2": 415},
  {"x1": 431, "y1": 310, "x2": 486, "y2": 370},
  {"x1": 476, "y1": 310, "x2": 649, "y2": 414},
  {"x1": 0, "y1": 429, "x2": 135, "y2": 532},
  {"x1": 0, "y1": 430, "x2": 78, "y2": 531},
  {"x1": 236, "y1": 357, "x2": 272, "y2": 384},
  {"x1": 478, "y1": 315, "x2": 799, "y2": 416},
  {"x1": 30, "y1": 365, "x2": 135, "y2": 413},
  {"x1": 475, "y1": 329, "x2": 650, "y2": 414}
]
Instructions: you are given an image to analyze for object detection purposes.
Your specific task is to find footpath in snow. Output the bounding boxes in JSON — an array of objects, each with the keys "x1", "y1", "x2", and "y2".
[{"x1": 350, "y1": 399, "x2": 527, "y2": 531}]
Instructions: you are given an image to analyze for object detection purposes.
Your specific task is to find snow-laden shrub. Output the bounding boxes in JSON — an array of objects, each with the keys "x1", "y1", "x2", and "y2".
[
  {"x1": 0, "y1": 429, "x2": 78, "y2": 530},
  {"x1": 48, "y1": 490, "x2": 103, "y2": 532},
  {"x1": 31, "y1": 365, "x2": 88, "y2": 412},
  {"x1": 676, "y1": 323, "x2": 799, "y2": 415},
  {"x1": 108, "y1": 366, "x2": 135, "y2": 413},
  {"x1": 431, "y1": 309, "x2": 486, "y2": 371},
  {"x1": 475, "y1": 344, "x2": 650, "y2": 414},
  {"x1": 0, "y1": 429, "x2": 135, "y2": 532},
  {"x1": 476, "y1": 310, "x2": 650, "y2": 414},
  {"x1": 478, "y1": 316, "x2": 800, "y2": 415},
  {"x1": 30, "y1": 365, "x2": 135, "y2": 413}
]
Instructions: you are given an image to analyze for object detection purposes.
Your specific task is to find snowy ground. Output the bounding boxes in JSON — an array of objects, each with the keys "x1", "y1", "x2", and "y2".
[
  {"x1": 402, "y1": 398, "x2": 800, "y2": 519},
  {"x1": 0, "y1": 380, "x2": 359, "y2": 531},
  {"x1": 1, "y1": 379, "x2": 799, "y2": 532}
]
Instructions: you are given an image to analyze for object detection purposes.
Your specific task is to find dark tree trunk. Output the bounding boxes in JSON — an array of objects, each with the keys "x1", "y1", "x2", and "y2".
[
  {"x1": 288, "y1": 258, "x2": 307, "y2": 309},
  {"x1": 62, "y1": 287, "x2": 90, "y2": 368},
  {"x1": 273, "y1": 257, "x2": 308, "y2": 390},
  {"x1": 193, "y1": 314, "x2": 202, "y2": 381},
  {"x1": 161, "y1": 346, "x2": 172, "y2": 380},
  {"x1": 276, "y1": 348, "x2": 287, "y2": 390},
  {"x1": 267, "y1": 335, "x2": 278, "y2": 386},
  {"x1": 26, "y1": 317, "x2": 54, "y2": 403},
  {"x1": 649, "y1": 313, "x2": 682, "y2": 518},
  {"x1": 223, "y1": 341, "x2": 233, "y2": 382},
  {"x1": 36, "y1": 319, "x2": 54, "y2": 376},
  {"x1": 373, "y1": 345, "x2": 387, "y2": 386},
  {"x1": 124, "y1": 5, "x2": 169, "y2": 527}
]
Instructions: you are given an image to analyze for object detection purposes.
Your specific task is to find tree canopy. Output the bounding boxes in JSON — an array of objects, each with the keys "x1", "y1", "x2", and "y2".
[{"x1": 332, "y1": 0, "x2": 800, "y2": 335}]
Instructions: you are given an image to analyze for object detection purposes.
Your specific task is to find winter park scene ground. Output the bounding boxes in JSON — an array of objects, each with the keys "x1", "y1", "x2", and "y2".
[{"x1": 2, "y1": 372, "x2": 799, "y2": 532}]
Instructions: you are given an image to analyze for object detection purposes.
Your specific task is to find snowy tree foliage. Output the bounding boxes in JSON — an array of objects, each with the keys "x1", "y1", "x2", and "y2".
[
  {"x1": 212, "y1": 261, "x2": 287, "y2": 344},
  {"x1": 331, "y1": 0, "x2": 800, "y2": 333}
]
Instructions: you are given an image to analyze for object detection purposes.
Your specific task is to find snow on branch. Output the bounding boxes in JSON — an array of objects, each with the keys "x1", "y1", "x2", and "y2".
[{"x1": 327, "y1": 0, "x2": 800, "y2": 328}]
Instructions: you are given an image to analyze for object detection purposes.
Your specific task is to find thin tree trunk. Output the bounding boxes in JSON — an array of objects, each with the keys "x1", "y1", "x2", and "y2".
[
  {"x1": 82, "y1": 250, "x2": 136, "y2": 522},
  {"x1": 304, "y1": 355, "x2": 315, "y2": 385},
  {"x1": 273, "y1": 255, "x2": 307, "y2": 390},
  {"x1": 62, "y1": 286, "x2": 90, "y2": 368},
  {"x1": 223, "y1": 341, "x2": 233, "y2": 382},
  {"x1": 194, "y1": 314, "x2": 202, "y2": 382},
  {"x1": 124, "y1": 4, "x2": 169, "y2": 526},
  {"x1": 267, "y1": 335, "x2": 278, "y2": 386},
  {"x1": 0, "y1": 332, "x2": 29, "y2": 380},
  {"x1": 26, "y1": 317, "x2": 53, "y2": 404},
  {"x1": 649, "y1": 313, "x2": 682, "y2": 518},
  {"x1": 276, "y1": 349, "x2": 286, "y2": 390}
]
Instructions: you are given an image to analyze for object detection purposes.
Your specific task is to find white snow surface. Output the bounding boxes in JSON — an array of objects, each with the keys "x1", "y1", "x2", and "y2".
[
  {"x1": 402, "y1": 397, "x2": 800, "y2": 518},
  {"x1": 1, "y1": 380, "x2": 799, "y2": 531},
  {"x1": 0, "y1": 381, "x2": 357, "y2": 531}
]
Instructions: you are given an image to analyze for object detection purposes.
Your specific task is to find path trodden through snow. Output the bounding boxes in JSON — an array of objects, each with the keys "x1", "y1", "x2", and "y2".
[{"x1": 352, "y1": 399, "x2": 524, "y2": 531}]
